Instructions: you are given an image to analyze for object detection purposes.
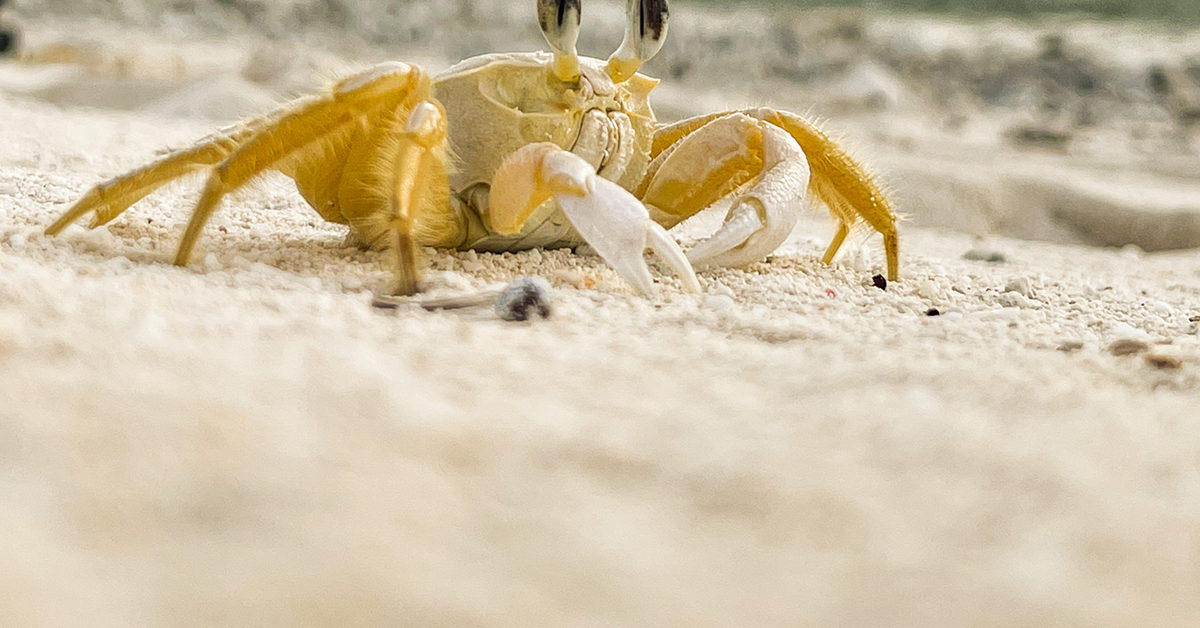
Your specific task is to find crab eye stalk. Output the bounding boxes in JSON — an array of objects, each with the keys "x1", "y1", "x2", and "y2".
[
  {"x1": 537, "y1": 0, "x2": 582, "y2": 82},
  {"x1": 606, "y1": 0, "x2": 668, "y2": 82}
]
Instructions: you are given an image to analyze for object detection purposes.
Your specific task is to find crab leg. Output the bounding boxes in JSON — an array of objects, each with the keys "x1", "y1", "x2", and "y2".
[
  {"x1": 173, "y1": 64, "x2": 428, "y2": 267},
  {"x1": 489, "y1": 142, "x2": 699, "y2": 296},
  {"x1": 638, "y1": 112, "x2": 810, "y2": 269},
  {"x1": 45, "y1": 121, "x2": 264, "y2": 235},
  {"x1": 382, "y1": 101, "x2": 450, "y2": 295}
]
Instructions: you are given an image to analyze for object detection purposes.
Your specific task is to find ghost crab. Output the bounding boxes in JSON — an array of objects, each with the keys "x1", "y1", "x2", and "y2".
[{"x1": 45, "y1": 0, "x2": 899, "y2": 297}]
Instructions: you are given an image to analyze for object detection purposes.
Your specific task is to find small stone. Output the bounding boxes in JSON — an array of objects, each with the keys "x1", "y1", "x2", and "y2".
[
  {"x1": 871, "y1": 274, "x2": 887, "y2": 290},
  {"x1": 7, "y1": 230, "x2": 26, "y2": 249},
  {"x1": 1144, "y1": 354, "x2": 1183, "y2": 370},
  {"x1": 1119, "y1": 244, "x2": 1143, "y2": 259},
  {"x1": 997, "y1": 291, "x2": 1035, "y2": 308},
  {"x1": 1057, "y1": 340, "x2": 1084, "y2": 352},
  {"x1": 703, "y1": 294, "x2": 736, "y2": 313},
  {"x1": 460, "y1": 260, "x2": 485, "y2": 273},
  {"x1": 916, "y1": 280, "x2": 939, "y2": 300},
  {"x1": 1109, "y1": 338, "x2": 1150, "y2": 356},
  {"x1": 963, "y1": 249, "x2": 1006, "y2": 263},
  {"x1": 495, "y1": 276, "x2": 552, "y2": 321},
  {"x1": 1148, "y1": 300, "x2": 1172, "y2": 316},
  {"x1": 925, "y1": 308, "x2": 940, "y2": 316},
  {"x1": 710, "y1": 282, "x2": 735, "y2": 299},
  {"x1": 552, "y1": 268, "x2": 586, "y2": 289},
  {"x1": 1004, "y1": 277, "x2": 1033, "y2": 298}
]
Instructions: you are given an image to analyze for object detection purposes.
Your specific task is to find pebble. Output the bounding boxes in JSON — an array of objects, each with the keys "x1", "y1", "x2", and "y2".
[
  {"x1": 1004, "y1": 277, "x2": 1033, "y2": 298},
  {"x1": 1109, "y1": 338, "x2": 1150, "y2": 356},
  {"x1": 871, "y1": 274, "x2": 887, "y2": 290},
  {"x1": 1119, "y1": 244, "x2": 1144, "y2": 259},
  {"x1": 460, "y1": 260, "x2": 485, "y2": 273},
  {"x1": 7, "y1": 230, "x2": 26, "y2": 249},
  {"x1": 1144, "y1": 353, "x2": 1183, "y2": 369},
  {"x1": 1148, "y1": 300, "x2": 1172, "y2": 316},
  {"x1": 1057, "y1": 340, "x2": 1085, "y2": 352},
  {"x1": 916, "y1": 280, "x2": 938, "y2": 300},
  {"x1": 997, "y1": 291, "x2": 1036, "y2": 309},
  {"x1": 709, "y1": 281, "x2": 735, "y2": 299},
  {"x1": 963, "y1": 249, "x2": 1006, "y2": 263},
  {"x1": 552, "y1": 268, "x2": 586, "y2": 289},
  {"x1": 495, "y1": 276, "x2": 552, "y2": 321},
  {"x1": 1109, "y1": 321, "x2": 1148, "y2": 340},
  {"x1": 703, "y1": 294, "x2": 736, "y2": 313}
]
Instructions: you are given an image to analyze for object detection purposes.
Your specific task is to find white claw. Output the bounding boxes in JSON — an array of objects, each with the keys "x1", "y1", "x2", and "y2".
[
  {"x1": 686, "y1": 202, "x2": 766, "y2": 269},
  {"x1": 551, "y1": 160, "x2": 697, "y2": 296},
  {"x1": 685, "y1": 122, "x2": 811, "y2": 269},
  {"x1": 646, "y1": 222, "x2": 700, "y2": 293}
]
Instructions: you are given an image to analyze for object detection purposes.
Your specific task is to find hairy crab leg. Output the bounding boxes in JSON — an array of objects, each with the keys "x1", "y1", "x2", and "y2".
[
  {"x1": 172, "y1": 63, "x2": 427, "y2": 267},
  {"x1": 489, "y1": 142, "x2": 699, "y2": 296},
  {"x1": 638, "y1": 113, "x2": 810, "y2": 269},
  {"x1": 384, "y1": 101, "x2": 450, "y2": 295},
  {"x1": 45, "y1": 121, "x2": 265, "y2": 236},
  {"x1": 606, "y1": 0, "x2": 669, "y2": 82},
  {"x1": 653, "y1": 107, "x2": 900, "y2": 281}
]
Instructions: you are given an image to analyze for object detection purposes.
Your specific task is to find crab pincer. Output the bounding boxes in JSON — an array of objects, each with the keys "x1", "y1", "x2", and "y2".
[{"x1": 489, "y1": 143, "x2": 699, "y2": 296}]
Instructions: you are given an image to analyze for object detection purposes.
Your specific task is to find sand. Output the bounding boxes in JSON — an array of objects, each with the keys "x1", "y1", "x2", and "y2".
[{"x1": 2, "y1": 6, "x2": 1200, "y2": 626}]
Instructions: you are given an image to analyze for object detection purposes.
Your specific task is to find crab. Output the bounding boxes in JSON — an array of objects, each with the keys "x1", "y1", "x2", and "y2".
[{"x1": 44, "y1": 0, "x2": 899, "y2": 297}]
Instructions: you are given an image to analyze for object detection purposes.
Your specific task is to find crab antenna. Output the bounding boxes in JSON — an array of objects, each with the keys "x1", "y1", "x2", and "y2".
[
  {"x1": 605, "y1": 0, "x2": 669, "y2": 82},
  {"x1": 537, "y1": 0, "x2": 582, "y2": 81}
]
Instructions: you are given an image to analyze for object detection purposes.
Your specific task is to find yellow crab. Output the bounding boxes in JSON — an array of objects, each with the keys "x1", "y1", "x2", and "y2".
[{"x1": 45, "y1": 0, "x2": 899, "y2": 296}]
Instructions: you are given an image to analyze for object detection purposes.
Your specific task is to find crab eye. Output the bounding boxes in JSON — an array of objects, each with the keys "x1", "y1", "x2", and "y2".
[
  {"x1": 537, "y1": 0, "x2": 582, "y2": 81},
  {"x1": 537, "y1": 0, "x2": 581, "y2": 34},
  {"x1": 606, "y1": 0, "x2": 669, "y2": 82},
  {"x1": 633, "y1": 0, "x2": 669, "y2": 57}
]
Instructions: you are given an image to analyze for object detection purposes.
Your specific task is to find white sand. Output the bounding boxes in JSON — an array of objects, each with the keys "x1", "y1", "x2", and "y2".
[{"x1": 2, "y1": 10, "x2": 1200, "y2": 627}]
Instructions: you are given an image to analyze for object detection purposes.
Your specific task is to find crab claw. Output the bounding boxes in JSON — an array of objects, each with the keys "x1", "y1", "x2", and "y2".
[
  {"x1": 685, "y1": 122, "x2": 811, "y2": 269},
  {"x1": 490, "y1": 143, "x2": 699, "y2": 296},
  {"x1": 606, "y1": 0, "x2": 670, "y2": 82},
  {"x1": 537, "y1": 0, "x2": 582, "y2": 82}
]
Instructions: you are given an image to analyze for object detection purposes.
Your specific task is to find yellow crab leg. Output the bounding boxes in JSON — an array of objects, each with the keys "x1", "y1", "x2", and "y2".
[
  {"x1": 379, "y1": 101, "x2": 450, "y2": 296},
  {"x1": 45, "y1": 122, "x2": 261, "y2": 236},
  {"x1": 172, "y1": 63, "x2": 427, "y2": 266},
  {"x1": 762, "y1": 109, "x2": 899, "y2": 282}
]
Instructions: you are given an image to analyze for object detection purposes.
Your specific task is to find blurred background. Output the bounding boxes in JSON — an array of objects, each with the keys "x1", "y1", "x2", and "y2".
[{"x1": 1, "y1": 0, "x2": 1198, "y2": 250}]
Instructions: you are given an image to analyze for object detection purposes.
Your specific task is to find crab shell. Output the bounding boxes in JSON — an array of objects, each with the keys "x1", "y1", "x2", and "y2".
[{"x1": 432, "y1": 52, "x2": 660, "y2": 251}]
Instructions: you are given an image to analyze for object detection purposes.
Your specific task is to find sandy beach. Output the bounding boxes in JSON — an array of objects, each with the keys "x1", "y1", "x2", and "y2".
[{"x1": 2, "y1": 3, "x2": 1200, "y2": 625}]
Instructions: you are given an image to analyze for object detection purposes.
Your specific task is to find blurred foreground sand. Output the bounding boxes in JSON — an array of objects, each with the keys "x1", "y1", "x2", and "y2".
[{"x1": 2, "y1": 5, "x2": 1200, "y2": 626}]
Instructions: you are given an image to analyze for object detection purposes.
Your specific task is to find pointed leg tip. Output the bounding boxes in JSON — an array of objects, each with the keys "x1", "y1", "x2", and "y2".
[{"x1": 387, "y1": 279, "x2": 420, "y2": 297}]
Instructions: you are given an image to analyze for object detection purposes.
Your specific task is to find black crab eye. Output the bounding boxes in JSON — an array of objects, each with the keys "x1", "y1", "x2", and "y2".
[
  {"x1": 636, "y1": 0, "x2": 668, "y2": 46},
  {"x1": 537, "y1": 0, "x2": 581, "y2": 40}
]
